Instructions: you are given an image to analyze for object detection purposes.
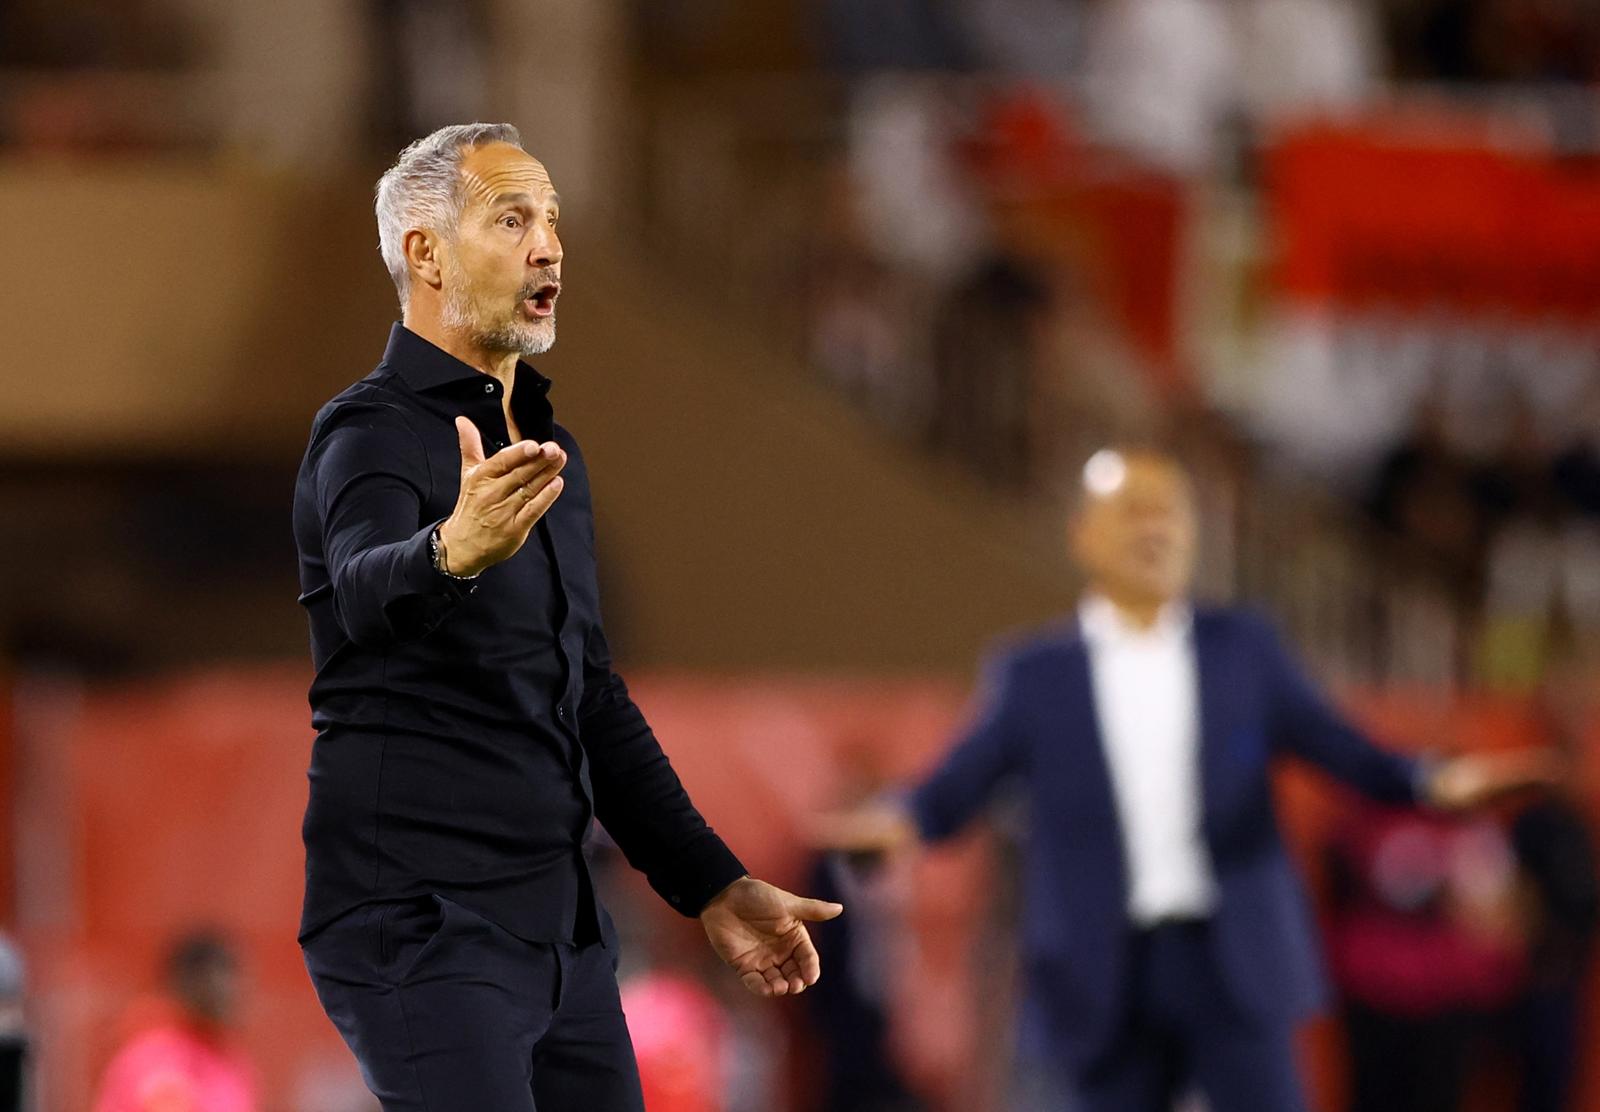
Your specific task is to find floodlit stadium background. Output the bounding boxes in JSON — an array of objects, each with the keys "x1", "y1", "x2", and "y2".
[{"x1": 4, "y1": 1, "x2": 1600, "y2": 1109}]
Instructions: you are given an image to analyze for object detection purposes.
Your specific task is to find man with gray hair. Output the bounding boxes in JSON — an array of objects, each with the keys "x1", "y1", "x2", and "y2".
[{"x1": 292, "y1": 123, "x2": 842, "y2": 1110}]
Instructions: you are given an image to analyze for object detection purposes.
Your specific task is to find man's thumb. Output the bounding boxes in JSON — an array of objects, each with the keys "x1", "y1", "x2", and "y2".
[
  {"x1": 790, "y1": 896, "x2": 845, "y2": 922},
  {"x1": 455, "y1": 416, "x2": 484, "y2": 467}
]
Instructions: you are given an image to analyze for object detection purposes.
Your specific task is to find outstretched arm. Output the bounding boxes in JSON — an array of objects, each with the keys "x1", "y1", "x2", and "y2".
[
  {"x1": 579, "y1": 624, "x2": 748, "y2": 915},
  {"x1": 580, "y1": 624, "x2": 843, "y2": 996},
  {"x1": 908, "y1": 651, "x2": 1027, "y2": 840},
  {"x1": 1257, "y1": 617, "x2": 1554, "y2": 809},
  {"x1": 812, "y1": 650, "x2": 1025, "y2": 853}
]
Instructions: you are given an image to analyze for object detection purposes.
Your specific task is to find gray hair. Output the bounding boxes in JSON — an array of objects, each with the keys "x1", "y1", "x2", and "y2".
[{"x1": 375, "y1": 122, "x2": 524, "y2": 306}]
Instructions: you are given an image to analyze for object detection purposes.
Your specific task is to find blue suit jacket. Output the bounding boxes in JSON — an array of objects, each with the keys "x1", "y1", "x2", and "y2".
[{"x1": 908, "y1": 606, "x2": 1421, "y2": 1064}]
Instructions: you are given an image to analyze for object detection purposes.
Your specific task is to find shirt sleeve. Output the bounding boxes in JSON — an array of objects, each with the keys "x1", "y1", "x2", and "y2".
[
  {"x1": 311, "y1": 402, "x2": 477, "y2": 649},
  {"x1": 579, "y1": 621, "x2": 748, "y2": 917}
]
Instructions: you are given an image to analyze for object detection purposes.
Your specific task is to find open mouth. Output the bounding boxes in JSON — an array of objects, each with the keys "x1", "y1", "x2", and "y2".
[{"x1": 523, "y1": 282, "x2": 560, "y2": 319}]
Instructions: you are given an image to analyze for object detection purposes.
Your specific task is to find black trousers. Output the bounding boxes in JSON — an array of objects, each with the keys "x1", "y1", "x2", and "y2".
[
  {"x1": 1341, "y1": 1000, "x2": 1476, "y2": 1112},
  {"x1": 1514, "y1": 984, "x2": 1586, "y2": 1112},
  {"x1": 302, "y1": 893, "x2": 645, "y2": 1111},
  {"x1": 1071, "y1": 921, "x2": 1310, "y2": 1112}
]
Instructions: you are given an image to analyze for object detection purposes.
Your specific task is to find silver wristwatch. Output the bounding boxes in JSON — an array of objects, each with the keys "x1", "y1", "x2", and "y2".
[{"x1": 429, "y1": 525, "x2": 480, "y2": 581}]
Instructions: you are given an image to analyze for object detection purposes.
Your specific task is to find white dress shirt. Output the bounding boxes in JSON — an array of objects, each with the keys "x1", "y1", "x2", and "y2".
[{"x1": 1079, "y1": 593, "x2": 1219, "y2": 924}]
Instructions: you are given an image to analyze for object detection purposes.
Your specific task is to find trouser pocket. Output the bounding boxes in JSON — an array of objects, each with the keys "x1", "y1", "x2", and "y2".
[{"x1": 376, "y1": 894, "x2": 453, "y2": 985}]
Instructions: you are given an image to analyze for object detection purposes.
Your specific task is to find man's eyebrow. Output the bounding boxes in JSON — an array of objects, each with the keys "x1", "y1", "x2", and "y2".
[{"x1": 490, "y1": 190, "x2": 560, "y2": 210}]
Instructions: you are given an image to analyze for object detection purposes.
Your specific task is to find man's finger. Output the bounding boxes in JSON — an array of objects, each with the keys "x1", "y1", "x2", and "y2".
[
  {"x1": 481, "y1": 446, "x2": 565, "y2": 506},
  {"x1": 758, "y1": 964, "x2": 788, "y2": 996},
  {"x1": 511, "y1": 476, "x2": 564, "y2": 529},
  {"x1": 809, "y1": 808, "x2": 914, "y2": 853},
  {"x1": 787, "y1": 896, "x2": 845, "y2": 922},
  {"x1": 740, "y1": 970, "x2": 772, "y2": 997},
  {"x1": 792, "y1": 930, "x2": 822, "y2": 985},
  {"x1": 455, "y1": 417, "x2": 486, "y2": 469},
  {"x1": 473, "y1": 438, "x2": 545, "y2": 480},
  {"x1": 780, "y1": 948, "x2": 816, "y2": 991}
]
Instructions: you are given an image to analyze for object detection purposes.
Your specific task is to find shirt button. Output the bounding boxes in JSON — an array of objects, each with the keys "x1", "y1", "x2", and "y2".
[
  {"x1": 484, "y1": 382, "x2": 496, "y2": 394},
  {"x1": 493, "y1": 439, "x2": 507, "y2": 450},
  {"x1": 556, "y1": 705, "x2": 569, "y2": 722}
]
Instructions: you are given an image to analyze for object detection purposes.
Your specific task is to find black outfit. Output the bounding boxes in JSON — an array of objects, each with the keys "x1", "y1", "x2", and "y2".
[
  {"x1": 1509, "y1": 798, "x2": 1599, "y2": 1112},
  {"x1": 302, "y1": 895, "x2": 644, "y2": 1110},
  {"x1": 1342, "y1": 1002, "x2": 1474, "y2": 1112},
  {"x1": 292, "y1": 323, "x2": 746, "y2": 1109},
  {"x1": 804, "y1": 854, "x2": 922, "y2": 1112}
]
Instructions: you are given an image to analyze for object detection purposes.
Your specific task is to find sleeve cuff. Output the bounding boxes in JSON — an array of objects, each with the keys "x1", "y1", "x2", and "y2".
[
  {"x1": 401, "y1": 518, "x2": 479, "y2": 603},
  {"x1": 652, "y1": 835, "x2": 749, "y2": 918}
]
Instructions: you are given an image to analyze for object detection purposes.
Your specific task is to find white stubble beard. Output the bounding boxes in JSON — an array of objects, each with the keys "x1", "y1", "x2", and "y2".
[{"x1": 442, "y1": 282, "x2": 556, "y2": 357}]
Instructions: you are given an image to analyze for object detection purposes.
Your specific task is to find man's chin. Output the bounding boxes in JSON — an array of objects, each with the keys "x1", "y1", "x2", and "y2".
[
  {"x1": 480, "y1": 319, "x2": 555, "y2": 357},
  {"x1": 518, "y1": 324, "x2": 555, "y2": 357}
]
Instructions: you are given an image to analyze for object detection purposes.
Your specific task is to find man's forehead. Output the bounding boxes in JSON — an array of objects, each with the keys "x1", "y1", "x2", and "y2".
[
  {"x1": 1082, "y1": 450, "x2": 1188, "y2": 502},
  {"x1": 460, "y1": 143, "x2": 556, "y2": 204}
]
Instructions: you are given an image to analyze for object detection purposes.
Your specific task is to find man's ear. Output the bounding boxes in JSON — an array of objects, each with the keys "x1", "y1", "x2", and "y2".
[{"x1": 403, "y1": 228, "x2": 444, "y2": 293}]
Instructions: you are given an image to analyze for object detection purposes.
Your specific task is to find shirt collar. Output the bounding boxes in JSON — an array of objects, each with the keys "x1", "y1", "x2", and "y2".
[
  {"x1": 1078, "y1": 592, "x2": 1192, "y2": 645},
  {"x1": 382, "y1": 322, "x2": 553, "y2": 398}
]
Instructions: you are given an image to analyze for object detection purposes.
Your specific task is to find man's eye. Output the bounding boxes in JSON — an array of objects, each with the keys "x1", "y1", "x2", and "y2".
[{"x1": 502, "y1": 215, "x2": 521, "y2": 228}]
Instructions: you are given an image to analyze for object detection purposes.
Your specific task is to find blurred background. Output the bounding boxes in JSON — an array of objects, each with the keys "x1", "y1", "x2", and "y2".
[{"x1": 3, "y1": 0, "x2": 1600, "y2": 1108}]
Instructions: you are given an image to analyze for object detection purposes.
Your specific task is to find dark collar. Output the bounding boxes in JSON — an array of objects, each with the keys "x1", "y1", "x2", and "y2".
[{"x1": 382, "y1": 322, "x2": 553, "y2": 397}]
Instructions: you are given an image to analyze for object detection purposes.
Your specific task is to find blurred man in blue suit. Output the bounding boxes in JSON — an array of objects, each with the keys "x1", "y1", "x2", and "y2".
[{"x1": 817, "y1": 447, "x2": 1552, "y2": 1112}]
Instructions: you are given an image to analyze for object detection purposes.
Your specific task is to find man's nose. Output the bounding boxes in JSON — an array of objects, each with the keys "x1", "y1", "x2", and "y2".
[{"x1": 528, "y1": 228, "x2": 562, "y2": 269}]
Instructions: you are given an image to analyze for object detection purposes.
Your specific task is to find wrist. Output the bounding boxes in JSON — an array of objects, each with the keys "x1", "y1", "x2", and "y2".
[
  {"x1": 699, "y1": 874, "x2": 753, "y2": 916},
  {"x1": 431, "y1": 522, "x2": 481, "y2": 579}
]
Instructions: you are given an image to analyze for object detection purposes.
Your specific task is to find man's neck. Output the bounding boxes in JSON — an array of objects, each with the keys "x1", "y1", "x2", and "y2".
[
  {"x1": 402, "y1": 312, "x2": 519, "y2": 391},
  {"x1": 1087, "y1": 588, "x2": 1178, "y2": 632}
]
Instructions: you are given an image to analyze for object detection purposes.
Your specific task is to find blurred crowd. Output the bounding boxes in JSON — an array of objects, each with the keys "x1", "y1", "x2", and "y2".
[
  {"x1": 1368, "y1": 379, "x2": 1600, "y2": 689},
  {"x1": 633, "y1": 0, "x2": 1600, "y2": 690}
]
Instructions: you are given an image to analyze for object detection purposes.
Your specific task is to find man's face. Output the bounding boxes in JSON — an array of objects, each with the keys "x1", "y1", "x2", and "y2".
[
  {"x1": 1071, "y1": 452, "x2": 1197, "y2": 606},
  {"x1": 439, "y1": 142, "x2": 563, "y2": 357}
]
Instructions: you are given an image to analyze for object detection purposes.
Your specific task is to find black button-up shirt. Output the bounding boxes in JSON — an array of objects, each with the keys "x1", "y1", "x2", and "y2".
[{"x1": 292, "y1": 323, "x2": 745, "y2": 944}]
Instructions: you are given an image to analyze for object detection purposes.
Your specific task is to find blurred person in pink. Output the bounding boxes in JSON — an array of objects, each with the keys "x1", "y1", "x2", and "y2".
[
  {"x1": 620, "y1": 971, "x2": 727, "y2": 1112},
  {"x1": 1324, "y1": 802, "x2": 1525, "y2": 1112},
  {"x1": 93, "y1": 932, "x2": 257, "y2": 1112}
]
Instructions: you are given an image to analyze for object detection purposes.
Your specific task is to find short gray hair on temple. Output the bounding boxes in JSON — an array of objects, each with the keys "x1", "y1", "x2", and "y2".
[{"x1": 375, "y1": 122, "x2": 524, "y2": 306}]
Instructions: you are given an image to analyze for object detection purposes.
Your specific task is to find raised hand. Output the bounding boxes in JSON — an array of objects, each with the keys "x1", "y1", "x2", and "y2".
[
  {"x1": 1425, "y1": 748, "x2": 1562, "y2": 810},
  {"x1": 437, "y1": 415, "x2": 566, "y2": 576},
  {"x1": 809, "y1": 801, "x2": 919, "y2": 855},
  {"x1": 700, "y1": 877, "x2": 844, "y2": 997}
]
